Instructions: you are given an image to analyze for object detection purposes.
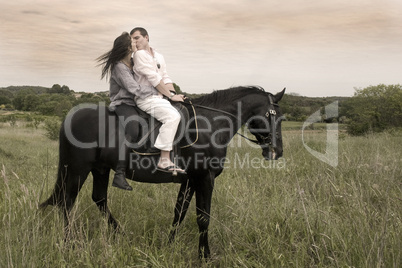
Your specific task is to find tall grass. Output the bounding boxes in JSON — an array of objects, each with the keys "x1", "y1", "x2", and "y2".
[{"x1": 0, "y1": 122, "x2": 401, "y2": 267}]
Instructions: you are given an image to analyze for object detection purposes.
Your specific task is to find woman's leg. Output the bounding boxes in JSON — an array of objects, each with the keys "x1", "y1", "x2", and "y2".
[
  {"x1": 111, "y1": 104, "x2": 139, "y2": 190},
  {"x1": 114, "y1": 104, "x2": 140, "y2": 143}
]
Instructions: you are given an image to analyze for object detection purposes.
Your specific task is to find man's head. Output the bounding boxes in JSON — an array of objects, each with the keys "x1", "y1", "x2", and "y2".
[{"x1": 130, "y1": 27, "x2": 149, "y2": 51}]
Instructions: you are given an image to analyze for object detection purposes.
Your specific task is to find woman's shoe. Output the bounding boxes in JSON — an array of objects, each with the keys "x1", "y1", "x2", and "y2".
[{"x1": 112, "y1": 171, "x2": 133, "y2": 191}]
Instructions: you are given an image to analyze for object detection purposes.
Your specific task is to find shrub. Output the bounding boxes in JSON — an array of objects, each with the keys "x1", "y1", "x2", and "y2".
[
  {"x1": 8, "y1": 115, "x2": 17, "y2": 127},
  {"x1": 344, "y1": 84, "x2": 402, "y2": 135},
  {"x1": 33, "y1": 116, "x2": 44, "y2": 129},
  {"x1": 43, "y1": 118, "x2": 60, "y2": 140}
]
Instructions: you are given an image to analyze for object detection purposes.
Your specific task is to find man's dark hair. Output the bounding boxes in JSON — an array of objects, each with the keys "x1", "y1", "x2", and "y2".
[{"x1": 130, "y1": 27, "x2": 149, "y2": 41}]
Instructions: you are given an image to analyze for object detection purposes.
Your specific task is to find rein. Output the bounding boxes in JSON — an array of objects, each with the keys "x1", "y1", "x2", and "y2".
[
  {"x1": 182, "y1": 101, "x2": 238, "y2": 119},
  {"x1": 182, "y1": 101, "x2": 261, "y2": 145},
  {"x1": 181, "y1": 94, "x2": 278, "y2": 148}
]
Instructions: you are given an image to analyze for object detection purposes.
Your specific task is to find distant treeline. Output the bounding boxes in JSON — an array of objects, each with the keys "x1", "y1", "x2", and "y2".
[
  {"x1": 1, "y1": 83, "x2": 401, "y2": 135},
  {"x1": 0, "y1": 84, "x2": 345, "y2": 121},
  {"x1": 0, "y1": 84, "x2": 110, "y2": 117}
]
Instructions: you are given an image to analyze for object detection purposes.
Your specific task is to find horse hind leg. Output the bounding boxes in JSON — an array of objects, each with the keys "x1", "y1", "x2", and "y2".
[
  {"x1": 91, "y1": 168, "x2": 119, "y2": 230},
  {"x1": 61, "y1": 168, "x2": 91, "y2": 236}
]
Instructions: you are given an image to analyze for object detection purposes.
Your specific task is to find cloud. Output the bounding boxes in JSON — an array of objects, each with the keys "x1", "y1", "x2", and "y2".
[
  {"x1": 21, "y1": 10, "x2": 44, "y2": 15},
  {"x1": 1, "y1": 0, "x2": 402, "y2": 96}
]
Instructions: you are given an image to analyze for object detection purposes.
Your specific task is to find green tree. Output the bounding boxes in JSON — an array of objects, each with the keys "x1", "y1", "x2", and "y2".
[
  {"x1": 344, "y1": 84, "x2": 402, "y2": 135},
  {"x1": 61, "y1": 85, "x2": 71, "y2": 95},
  {"x1": 23, "y1": 94, "x2": 40, "y2": 111},
  {"x1": 74, "y1": 93, "x2": 108, "y2": 105},
  {"x1": 0, "y1": 95, "x2": 11, "y2": 105},
  {"x1": 37, "y1": 101, "x2": 59, "y2": 115},
  {"x1": 54, "y1": 98, "x2": 73, "y2": 118},
  {"x1": 0, "y1": 89, "x2": 14, "y2": 99},
  {"x1": 12, "y1": 89, "x2": 34, "y2": 110},
  {"x1": 49, "y1": 84, "x2": 62, "y2": 94}
]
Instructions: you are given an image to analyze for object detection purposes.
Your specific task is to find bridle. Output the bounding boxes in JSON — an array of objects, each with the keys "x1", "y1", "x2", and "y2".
[{"x1": 237, "y1": 94, "x2": 279, "y2": 149}]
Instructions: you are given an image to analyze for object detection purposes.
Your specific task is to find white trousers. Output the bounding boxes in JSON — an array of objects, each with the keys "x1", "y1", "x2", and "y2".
[{"x1": 136, "y1": 96, "x2": 181, "y2": 151}]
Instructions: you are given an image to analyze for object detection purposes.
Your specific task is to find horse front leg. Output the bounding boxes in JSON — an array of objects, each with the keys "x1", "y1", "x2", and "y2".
[
  {"x1": 195, "y1": 172, "x2": 215, "y2": 259},
  {"x1": 91, "y1": 168, "x2": 119, "y2": 230},
  {"x1": 169, "y1": 180, "x2": 195, "y2": 243}
]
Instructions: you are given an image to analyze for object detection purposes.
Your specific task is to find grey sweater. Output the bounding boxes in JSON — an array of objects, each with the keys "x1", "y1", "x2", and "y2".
[{"x1": 109, "y1": 62, "x2": 157, "y2": 111}]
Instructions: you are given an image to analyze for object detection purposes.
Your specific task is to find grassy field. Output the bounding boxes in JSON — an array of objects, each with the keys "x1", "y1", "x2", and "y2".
[{"x1": 0, "y1": 120, "x2": 401, "y2": 267}]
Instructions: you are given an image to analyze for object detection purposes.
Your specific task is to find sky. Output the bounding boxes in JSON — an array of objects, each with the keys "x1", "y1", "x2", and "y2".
[{"x1": 0, "y1": 0, "x2": 401, "y2": 97}]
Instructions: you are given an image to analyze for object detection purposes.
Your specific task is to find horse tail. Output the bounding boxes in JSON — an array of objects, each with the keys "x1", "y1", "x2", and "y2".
[{"x1": 39, "y1": 123, "x2": 68, "y2": 209}]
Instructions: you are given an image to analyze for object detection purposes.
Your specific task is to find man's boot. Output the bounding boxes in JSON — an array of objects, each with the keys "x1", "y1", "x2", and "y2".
[{"x1": 112, "y1": 161, "x2": 132, "y2": 191}]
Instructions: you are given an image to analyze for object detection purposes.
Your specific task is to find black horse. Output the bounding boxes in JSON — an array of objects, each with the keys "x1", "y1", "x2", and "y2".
[{"x1": 40, "y1": 86, "x2": 285, "y2": 258}]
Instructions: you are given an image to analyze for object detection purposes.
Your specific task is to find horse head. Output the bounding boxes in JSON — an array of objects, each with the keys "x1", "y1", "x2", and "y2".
[{"x1": 246, "y1": 88, "x2": 285, "y2": 160}]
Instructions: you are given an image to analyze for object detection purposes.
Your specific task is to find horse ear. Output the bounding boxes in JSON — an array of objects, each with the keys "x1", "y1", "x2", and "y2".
[{"x1": 273, "y1": 88, "x2": 286, "y2": 103}]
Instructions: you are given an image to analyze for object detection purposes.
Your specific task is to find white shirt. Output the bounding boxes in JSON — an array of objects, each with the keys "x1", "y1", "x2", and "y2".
[{"x1": 133, "y1": 48, "x2": 173, "y2": 88}]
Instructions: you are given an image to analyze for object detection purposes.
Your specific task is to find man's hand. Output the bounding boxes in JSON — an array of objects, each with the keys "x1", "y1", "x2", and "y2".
[{"x1": 170, "y1": 94, "x2": 186, "y2": 102}]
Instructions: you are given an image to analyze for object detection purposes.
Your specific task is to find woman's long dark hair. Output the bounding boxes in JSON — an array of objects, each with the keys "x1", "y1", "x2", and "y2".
[{"x1": 97, "y1": 32, "x2": 132, "y2": 80}]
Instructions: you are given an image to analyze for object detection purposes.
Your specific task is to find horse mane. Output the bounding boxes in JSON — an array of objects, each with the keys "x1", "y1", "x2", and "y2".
[{"x1": 192, "y1": 86, "x2": 266, "y2": 108}]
